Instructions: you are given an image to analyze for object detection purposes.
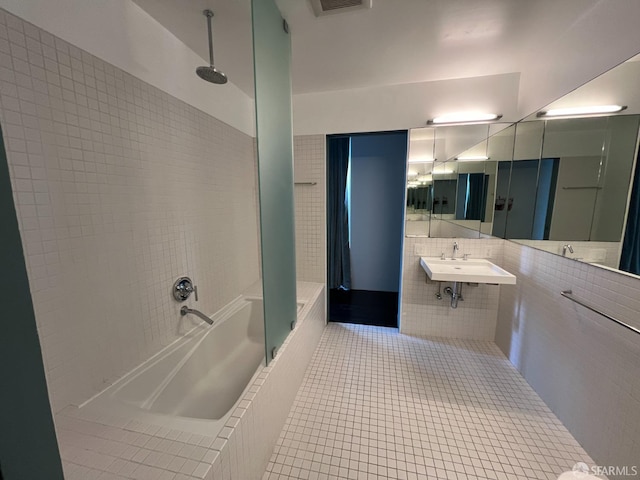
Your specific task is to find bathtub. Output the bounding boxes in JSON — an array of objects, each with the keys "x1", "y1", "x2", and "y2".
[{"x1": 81, "y1": 296, "x2": 303, "y2": 437}]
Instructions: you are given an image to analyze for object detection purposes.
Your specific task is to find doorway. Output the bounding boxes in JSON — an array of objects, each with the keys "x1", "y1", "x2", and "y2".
[{"x1": 327, "y1": 131, "x2": 408, "y2": 327}]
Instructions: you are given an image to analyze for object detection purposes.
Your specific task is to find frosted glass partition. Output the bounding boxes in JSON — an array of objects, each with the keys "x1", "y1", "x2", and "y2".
[{"x1": 252, "y1": 0, "x2": 297, "y2": 363}]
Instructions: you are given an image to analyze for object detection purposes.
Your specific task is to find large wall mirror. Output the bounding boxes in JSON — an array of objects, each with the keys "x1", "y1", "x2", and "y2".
[
  {"x1": 406, "y1": 53, "x2": 640, "y2": 277},
  {"x1": 406, "y1": 124, "x2": 509, "y2": 238}
]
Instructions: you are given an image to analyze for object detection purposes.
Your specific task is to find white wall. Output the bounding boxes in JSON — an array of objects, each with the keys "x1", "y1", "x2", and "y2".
[
  {"x1": 495, "y1": 241, "x2": 640, "y2": 474},
  {"x1": 0, "y1": 9, "x2": 261, "y2": 412},
  {"x1": 293, "y1": 135, "x2": 326, "y2": 283},
  {"x1": 293, "y1": 73, "x2": 521, "y2": 135},
  {"x1": 514, "y1": 240, "x2": 621, "y2": 269},
  {"x1": 0, "y1": 0, "x2": 255, "y2": 136},
  {"x1": 428, "y1": 218, "x2": 482, "y2": 239}
]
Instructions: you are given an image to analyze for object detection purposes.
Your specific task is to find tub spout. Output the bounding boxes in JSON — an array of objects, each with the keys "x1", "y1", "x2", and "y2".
[{"x1": 180, "y1": 305, "x2": 213, "y2": 325}]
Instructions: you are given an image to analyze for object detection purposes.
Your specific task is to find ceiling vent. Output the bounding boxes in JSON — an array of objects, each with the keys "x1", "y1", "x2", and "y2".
[{"x1": 309, "y1": 0, "x2": 372, "y2": 17}]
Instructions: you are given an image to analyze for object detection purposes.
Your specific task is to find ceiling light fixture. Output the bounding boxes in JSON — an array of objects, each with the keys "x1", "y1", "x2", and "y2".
[
  {"x1": 408, "y1": 157, "x2": 435, "y2": 163},
  {"x1": 455, "y1": 155, "x2": 489, "y2": 162},
  {"x1": 537, "y1": 105, "x2": 627, "y2": 117},
  {"x1": 428, "y1": 112, "x2": 502, "y2": 125}
]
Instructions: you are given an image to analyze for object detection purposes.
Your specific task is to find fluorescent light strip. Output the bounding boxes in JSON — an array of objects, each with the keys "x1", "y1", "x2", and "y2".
[
  {"x1": 456, "y1": 155, "x2": 489, "y2": 162},
  {"x1": 408, "y1": 157, "x2": 435, "y2": 163},
  {"x1": 537, "y1": 105, "x2": 627, "y2": 117},
  {"x1": 428, "y1": 112, "x2": 502, "y2": 125}
]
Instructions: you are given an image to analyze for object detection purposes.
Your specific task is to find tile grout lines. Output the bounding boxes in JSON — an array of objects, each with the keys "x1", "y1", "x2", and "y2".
[{"x1": 263, "y1": 323, "x2": 597, "y2": 480}]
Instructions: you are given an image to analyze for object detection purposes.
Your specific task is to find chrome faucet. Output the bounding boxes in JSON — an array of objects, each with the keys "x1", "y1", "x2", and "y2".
[
  {"x1": 562, "y1": 244, "x2": 574, "y2": 257},
  {"x1": 180, "y1": 306, "x2": 213, "y2": 325},
  {"x1": 453, "y1": 241, "x2": 459, "y2": 258}
]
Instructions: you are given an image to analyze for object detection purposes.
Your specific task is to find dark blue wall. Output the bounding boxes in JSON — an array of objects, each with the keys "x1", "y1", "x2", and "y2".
[{"x1": 349, "y1": 132, "x2": 407, "y2": 292}]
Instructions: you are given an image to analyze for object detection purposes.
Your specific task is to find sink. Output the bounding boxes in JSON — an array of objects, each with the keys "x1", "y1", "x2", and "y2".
[{"x1": 419, "y1": 257, "x2": 516, "y2": 284}]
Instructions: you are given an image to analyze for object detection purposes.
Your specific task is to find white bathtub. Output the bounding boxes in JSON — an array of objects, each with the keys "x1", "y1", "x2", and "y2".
[{"x1": 81, "y1": 296, "x2": 303, "y2": 436}]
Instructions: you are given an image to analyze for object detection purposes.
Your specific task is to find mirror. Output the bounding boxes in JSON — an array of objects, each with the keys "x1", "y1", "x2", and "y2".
[
  {"x1": 407, "y1": 124, "x2": 499, "y2": 239},
  {"x1": 499, "y1": 114, "x2": 640, "y2": 269},
  {"x1": 406, "y1": 128, "x2": 434, "y2": 236},
  {"x1": 406, "y1": 54, "x2": 640, "y2": 276}
]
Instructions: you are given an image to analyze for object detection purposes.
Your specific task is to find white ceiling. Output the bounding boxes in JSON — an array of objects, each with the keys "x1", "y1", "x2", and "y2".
[
  {"x1": 278, "y1": 0, "x2": 526, "y2": 94},
  {"x1": 131, "y1": 0, "x2": 640, "y2": 122}
]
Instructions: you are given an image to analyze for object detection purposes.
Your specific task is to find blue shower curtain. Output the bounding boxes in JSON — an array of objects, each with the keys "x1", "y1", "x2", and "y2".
[
  {"x1": 456, "y1": 173, "x2": 486, "y2": 220},
  {"x1": 620, "y1": 151, "x2": 640, "y2": 275},
  {"x1": 466, "y1": 173, "x2": 486, "y2": 221},
  {"x1": 327, "y1": 136, "x2": 352, "y2": 290}
]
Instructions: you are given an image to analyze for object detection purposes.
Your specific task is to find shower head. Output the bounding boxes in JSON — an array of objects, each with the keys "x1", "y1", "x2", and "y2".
[
  {"x1": 196, "y1": 65, "x2": 227, "y2": 84},
  {"x1": 196, "y1": 9, "x2": 227, "y2": 85}
]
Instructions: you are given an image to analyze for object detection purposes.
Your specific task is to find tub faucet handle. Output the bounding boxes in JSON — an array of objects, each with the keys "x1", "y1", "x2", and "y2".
[{"x1": 173, "y1": 276, "x2": 198, "y2": 302}]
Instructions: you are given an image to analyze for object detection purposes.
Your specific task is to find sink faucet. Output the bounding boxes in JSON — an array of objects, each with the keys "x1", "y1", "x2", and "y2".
[
  {"x1": 562, "y1": 244, "x2": 574, "y2": 257},
  {"x1": 453, "y1": 241, "x2": 459, "y2": 258},
  {"x1": 180, "y1": 305, "x2": 214, "y2": 325}
]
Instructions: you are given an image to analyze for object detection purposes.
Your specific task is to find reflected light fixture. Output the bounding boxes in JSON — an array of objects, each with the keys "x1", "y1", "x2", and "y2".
[
  {"x1": 408, "y1": 157, "x2": 435, "y2": 163},
  {"x1": 537, "y1": 105, "x2": 627, "y2": 117},
  {"x1": 455, "y1": 155, "x2": 489, "y2": 162},
  {"x1": 427, "y1": 112, "x2": 502, "y2": 125}
]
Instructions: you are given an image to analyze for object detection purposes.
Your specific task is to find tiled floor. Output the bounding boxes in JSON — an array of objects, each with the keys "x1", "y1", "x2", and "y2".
[{"x1": 263, "y1": 324, "x2": 596, "y2": 480}]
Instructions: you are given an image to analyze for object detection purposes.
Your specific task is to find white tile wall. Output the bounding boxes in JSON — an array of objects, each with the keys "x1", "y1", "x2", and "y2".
[
  {"x1": 496, "y1": 241, "x2": 640, "y2": 474},
  {"x1": 293, "y1": 135, "x2": 325, "y2": 283},
  {"x1": 400, "y1": 237, "x2": 507, "y2": 340},
  {"x1": 57, "y1": 283, "x2": 326, "y2": 480},
  {"x1": 0, "y1": 10, "x2": 261, "y2": 413},
  {"x1": 428, "y1": 218, "x2": 485, "y2": 239},
  {"x1": 513, "y1": 239, "x2": 621, "y2": 269}
]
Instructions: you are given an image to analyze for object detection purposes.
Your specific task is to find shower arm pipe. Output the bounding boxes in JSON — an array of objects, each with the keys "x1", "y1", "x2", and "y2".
[
  {"x1": 205, "y1": 9, "x2": 214, "y2": 67},
  {"x1": 180, "y1": 305, "x2": 214, "y2": 325},
  {"x1": 560, "y1": 290, "x2": 640, "y2": 336}
]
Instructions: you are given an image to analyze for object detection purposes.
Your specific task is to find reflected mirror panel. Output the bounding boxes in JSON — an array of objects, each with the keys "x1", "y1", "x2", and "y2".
[
  {"x1": 502, "y1": 54, "x2": 640, "y2": 275},
  {"x1": 407, "y1": 124, "x2": 498, "y2": 239},
  {"x1": 406, "y1": 128, "x2": 435, "y2": 236},
  {"x1": 503, "y1": 114, "x2": 640, "y2": 268}
]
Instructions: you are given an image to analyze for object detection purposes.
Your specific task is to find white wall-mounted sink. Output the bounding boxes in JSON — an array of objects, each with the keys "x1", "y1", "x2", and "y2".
[{"x1": 419, "y1": 257, "x2": 516, "y2": 284}]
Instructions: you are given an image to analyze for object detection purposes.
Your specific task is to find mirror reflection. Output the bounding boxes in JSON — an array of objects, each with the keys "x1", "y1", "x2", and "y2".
[
  {"x1": 407, "y1": 124, "x2": 497, "y2": 239},
  {"x1": 406, "y1": 54, "x2": 640, "y2": 277},
  {"x1": 406, "y1": 127, "x2": 434, "y2": 236}
]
